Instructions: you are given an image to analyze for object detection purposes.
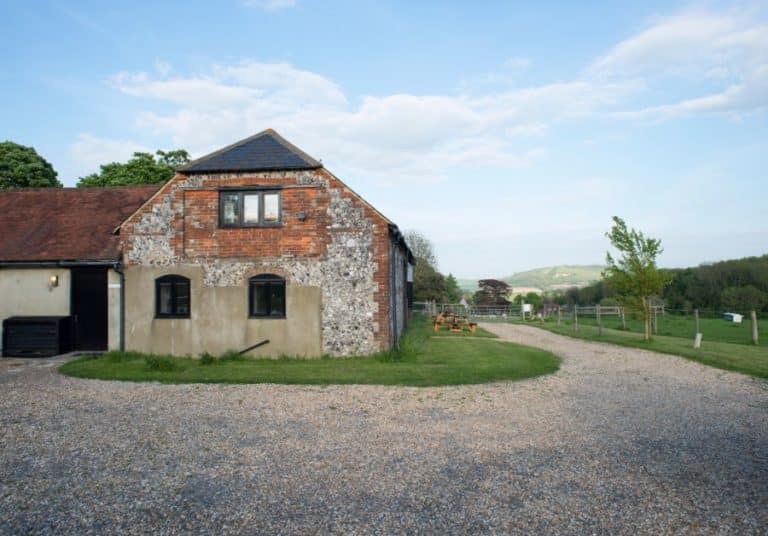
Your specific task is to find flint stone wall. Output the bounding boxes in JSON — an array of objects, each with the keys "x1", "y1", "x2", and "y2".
[{"x1": 121, "y1": 169, "x2": 388, "y2": 356}]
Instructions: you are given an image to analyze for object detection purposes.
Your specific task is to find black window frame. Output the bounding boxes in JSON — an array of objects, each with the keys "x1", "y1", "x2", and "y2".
[
  {"x1": 155, "y1": 274, "x2": 191, "y2": 319},
  {"x1": 219, "y1": 189, "x2": 282, "y2": 228},
  {"x1": 248, "y1": 274, "x2": 286, "y2": 319}
]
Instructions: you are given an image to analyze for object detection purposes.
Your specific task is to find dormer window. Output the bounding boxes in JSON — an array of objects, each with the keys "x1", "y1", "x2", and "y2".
[{"x1": 220, "y1": 190, "x2": 281, "y2": 227}]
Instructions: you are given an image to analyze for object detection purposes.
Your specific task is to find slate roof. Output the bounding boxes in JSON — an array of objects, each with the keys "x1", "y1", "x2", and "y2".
[
  {"x1": 0, "y1": 185, "x2": 160, "y2": 262},
  {"x1": 179, "y1": 129, "x2": 323, "y2": 174}
]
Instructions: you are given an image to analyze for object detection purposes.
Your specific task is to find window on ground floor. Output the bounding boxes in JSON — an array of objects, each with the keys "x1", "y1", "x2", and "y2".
[
  {"x1": 249, "y1": 274, "x2": 286, "y2": 318},
  {"x1": 155, "y1": 275, "x2": 191, "y2": 318}
]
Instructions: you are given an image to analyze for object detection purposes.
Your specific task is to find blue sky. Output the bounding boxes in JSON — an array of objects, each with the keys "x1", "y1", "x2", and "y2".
[{"x1": 1, "y1": 1, "x2": 766, "y2": 278}]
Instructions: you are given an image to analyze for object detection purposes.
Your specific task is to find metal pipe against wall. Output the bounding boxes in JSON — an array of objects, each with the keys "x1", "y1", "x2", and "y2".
[{"x1": 113, "y1": 262, "x2": 125, "y2": 352}]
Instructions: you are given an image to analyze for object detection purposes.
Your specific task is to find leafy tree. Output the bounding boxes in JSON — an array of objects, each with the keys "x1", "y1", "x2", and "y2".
[
  {"x1": 475, "y1": 279, "x2": 511, "y2": 305},
  {"x1": 604, "y1": 216, "x2": 670, "y2": 341},
  {"x1": 548, "y1": 291, "x2": 568, "y2": 306},
  {"x1": 0, "y1": 141, "x2": 61, "y2": 188},
  {"x1": 563, "y1": 287, "x2": 581, "y2": 305},
  {"x1": 511, "y1": 291, "x2": 543, "y2": 312},
  {"x1": 403, "y1": 229, "x2": 438, "y2": 269},
  {"x1": 444, "y1": 274, "x2": 462, "y2": 303},
  {"x1": 524, "y1": 291, "x2": 543, "y2": 311},
  {"x1": 412, "y1": 261, "x2": 446, "y2": 302},
  {"x1": 663, "y1": 268, "x2": 697, "y2": 312},
  {"x1": 721, "y1": 285, "x2": 766, "y2": 313},
  {"x1": 77, "y1": 150, "x2": 190, "y2": 187},
  {"x1": 404, "y1": 229, "x2": 450, "y2": 302}
]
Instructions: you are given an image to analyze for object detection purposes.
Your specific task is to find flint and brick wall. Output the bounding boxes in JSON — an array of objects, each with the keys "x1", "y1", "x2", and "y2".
[{"x1": 120, "y1": 168, "x2": 400, "y2": 356}]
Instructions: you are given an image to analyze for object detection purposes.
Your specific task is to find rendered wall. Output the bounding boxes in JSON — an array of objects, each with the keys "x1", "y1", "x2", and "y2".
[
  {"x1": 120, "y1": 168, "x2": 394, "y2": 356},
  {"x1": 124, "y1": 265, "x2": 322, "y2": 357},
  {"x1": 0, "y1": 268, "x2": 70, "y2": 352}
]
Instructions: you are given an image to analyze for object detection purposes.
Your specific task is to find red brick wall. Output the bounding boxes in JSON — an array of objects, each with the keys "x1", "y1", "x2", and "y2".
[{"x1": 181, "y1": 188, "x2": 325, "y2": 259}]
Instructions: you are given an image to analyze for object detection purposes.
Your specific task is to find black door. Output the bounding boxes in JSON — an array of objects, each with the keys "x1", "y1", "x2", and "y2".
[{"x1": 71, "y1": 267, "x2": 108, "y2": 351}]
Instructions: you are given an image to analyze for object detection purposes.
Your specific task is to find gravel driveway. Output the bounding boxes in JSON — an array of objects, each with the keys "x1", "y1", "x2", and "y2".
[{"x1": 1, "y1": 324, "x2": 766, "y2": 534}]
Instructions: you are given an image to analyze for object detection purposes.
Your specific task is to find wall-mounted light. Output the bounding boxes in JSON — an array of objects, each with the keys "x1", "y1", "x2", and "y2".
[
  {"x1": 49, "y1": 274, "x2": 59, "y2": 288},
  {"x1": 295, "y1": 211, "x2": 307, "y2": 222}
]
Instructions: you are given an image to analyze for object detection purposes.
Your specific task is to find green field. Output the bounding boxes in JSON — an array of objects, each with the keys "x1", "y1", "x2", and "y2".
[
  {"x1": 59, "y1": 318, "x2": 559, "y2": 387},
  {"x1": 560, "y1": 312, "x2": 761, "y2": 346},
  {"x1": 527, "y1": 317, "x2": 768, "y2": 379}
]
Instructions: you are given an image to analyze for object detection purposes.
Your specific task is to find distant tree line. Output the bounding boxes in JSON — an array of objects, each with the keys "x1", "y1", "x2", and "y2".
[{"x1": 556, "y1": 254, "x2": 768, "y2": 313}]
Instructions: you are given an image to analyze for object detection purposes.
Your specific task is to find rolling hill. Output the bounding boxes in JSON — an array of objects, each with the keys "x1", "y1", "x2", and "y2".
[{"x1": 458, "y1": 265, "x2": 603, "y2": 294}]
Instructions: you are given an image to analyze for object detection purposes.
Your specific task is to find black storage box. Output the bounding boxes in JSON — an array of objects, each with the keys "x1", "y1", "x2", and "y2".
[{"x1": 2, "y1": 316, "x2": 73, "y2": 358}]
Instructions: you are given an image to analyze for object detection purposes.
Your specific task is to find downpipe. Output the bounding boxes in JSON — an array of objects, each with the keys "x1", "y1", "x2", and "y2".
[{"x1": 113, "y1": 262, "x2": 126, "y2": 352}]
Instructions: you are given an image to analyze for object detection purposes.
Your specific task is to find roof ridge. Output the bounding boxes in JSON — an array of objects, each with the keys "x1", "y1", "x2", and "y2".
[
  {"x1": 177, "y1": 128, "x2": 322, "y2": 173},
  {"x1": 177, "y1": 129, "x2": 273, "y2": 172},
  {"x1": 266, "y1": 130, "x2": 322, "y2": 168}
]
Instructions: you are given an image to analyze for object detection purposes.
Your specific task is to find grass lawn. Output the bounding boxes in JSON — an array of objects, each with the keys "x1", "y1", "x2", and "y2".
[
  {"x1": 528, "y1": 320, "x2": 768, "y2": 379},
  {"x1": 59, "y1": 317, "x2": 559, "y2": 387}
]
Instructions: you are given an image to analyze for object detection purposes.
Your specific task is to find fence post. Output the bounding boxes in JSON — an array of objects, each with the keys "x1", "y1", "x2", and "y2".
[
  {"x1": 597, "y1": 304, "x2": 602, "y2": 336},
  {"x1": 694, "y1": 308, "x2": 700, "y2": 334},
  {"x1": 574, "y1": 306, "x2": 578, "y2": 331},
  {"x1": 621, "y1": 307, "x2": 626, "y2": 330},
  {"x1": 653, "y1": 306, "x2": 658, "y2": 335},
  {"x1": 557, "y1": 306, "x2": 561, "y2": 326},
  {"x1": 751, "y1": 310, "x2": 759, "y2": 345},
  {"x1": 693, "y1": 309, "x2": 702, "y2": 349}
]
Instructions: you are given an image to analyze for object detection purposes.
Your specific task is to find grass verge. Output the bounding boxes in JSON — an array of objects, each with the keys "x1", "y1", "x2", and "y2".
[
  {"x1": 59, "y1": 317, "x2": 558, "y2": 387},
  {"x1": 527, "y1": 320, "x2": 768, "y2": 379}
]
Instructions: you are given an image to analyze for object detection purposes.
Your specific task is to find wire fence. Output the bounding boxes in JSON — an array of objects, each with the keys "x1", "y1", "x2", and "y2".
[{"x1": 413, "y1": 301, "x2": 763, "y2": 345}]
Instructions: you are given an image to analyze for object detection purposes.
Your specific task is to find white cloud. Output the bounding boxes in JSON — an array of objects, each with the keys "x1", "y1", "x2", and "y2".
[
  {"x1": 589, "y1": 12, "x2": 745, "y2": 77},
  {"x1": 89, "y1": 7, "x2": 768, "y2": 184},
  {"x1": 70, "y1": 134, "x2": 151, "y2": 177},
  {"x1": 613, "y1": 67, "x2": 768, "y2": 120},
  {"x1": 477, "y1": 80, "x2": 640, "y2": 122},
  {"x1": 106, "y1": 61, "x2": 620, "y2": 183},
  {"x1": 242, "y1": 0, "x2": 296, "y2": 12},
  {"x1": 592, "y1": 9, "x2": 768, "y2": 120},
  {"x1": 110, "y1": 71, "x2": 259, "y2": 110},
  {"x1": 214, "y1": 61, "x2": 347, "y2": 110}
]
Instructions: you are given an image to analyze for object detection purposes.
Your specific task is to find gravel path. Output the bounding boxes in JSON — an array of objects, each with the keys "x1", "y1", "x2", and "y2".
[{"x1": 1, "y1": 325, "x2": 766, "y2": 534}]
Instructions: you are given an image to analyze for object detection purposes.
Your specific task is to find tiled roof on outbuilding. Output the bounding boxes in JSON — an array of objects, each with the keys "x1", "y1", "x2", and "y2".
[
  {"x1": 0, "y1": 185, "x2": 160, "y2": 262},
  {"x1": 178, "y1": 129, "x2": 323, "y2": 173}
]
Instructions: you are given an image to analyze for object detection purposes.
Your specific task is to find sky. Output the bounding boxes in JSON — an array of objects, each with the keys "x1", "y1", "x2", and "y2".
[{"x1": 1, "y1": 0, "x2": 766, "y2": 279}]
